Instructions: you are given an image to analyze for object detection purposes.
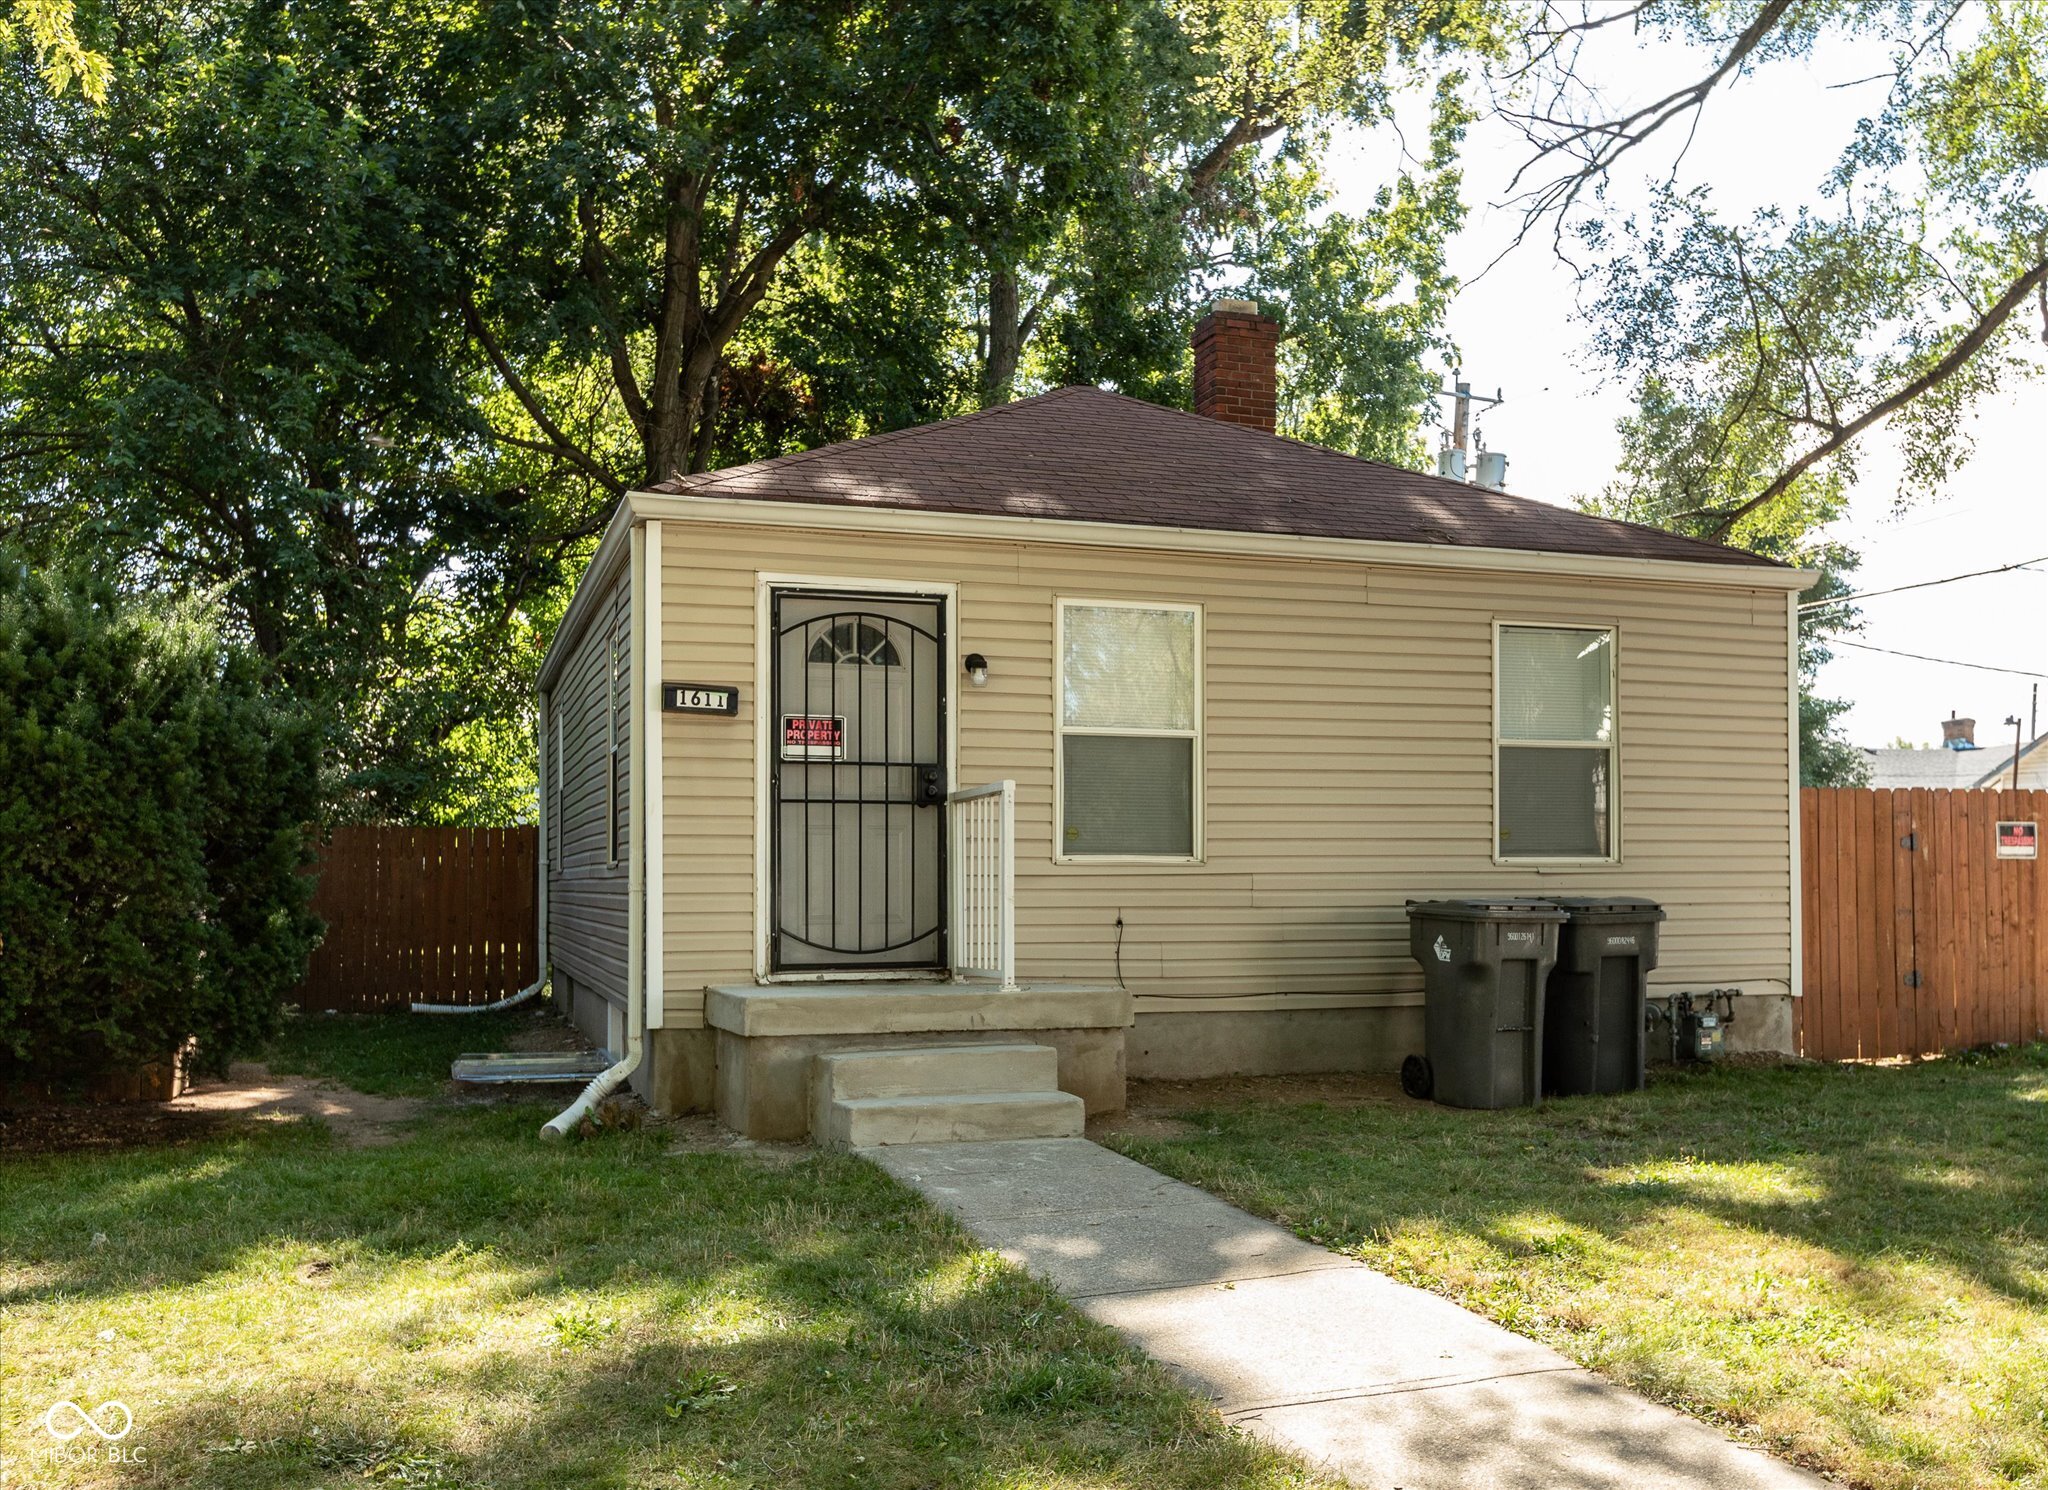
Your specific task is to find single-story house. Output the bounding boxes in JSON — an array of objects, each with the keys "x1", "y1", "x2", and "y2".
[
  {"x1": 534, "y1": 301, "x2": 1812, "y2": 1141},
  {"x1": 1862, "y1": 715, "x2": 2048, "y2": 790}
]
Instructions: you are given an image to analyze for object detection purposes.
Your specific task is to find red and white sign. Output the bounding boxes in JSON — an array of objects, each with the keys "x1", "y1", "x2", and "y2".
[
  {"x1": 1996, "y1": 821, "x2": 2038, "y2": 860},
  {"x1": 781, "y1": 714, "x2": 846, "y2": 761}
]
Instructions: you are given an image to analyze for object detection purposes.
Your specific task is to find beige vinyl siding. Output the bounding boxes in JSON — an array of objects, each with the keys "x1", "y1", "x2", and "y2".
[
  {"x1": 549, "y1": 567, "x2": 632, "y2": 1005},
  {"x1": 656, "y1": 521, "x2": 1793, "y2": 1026}
]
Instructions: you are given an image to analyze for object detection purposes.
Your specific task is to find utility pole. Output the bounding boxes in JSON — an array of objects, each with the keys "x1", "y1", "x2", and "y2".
[
  {"x1": 1434, "y1": 370, "x2": 1506, "y2": 487},
  {"x1": 2009, "y1": 714, "x2": 2025, "y2": 791}
]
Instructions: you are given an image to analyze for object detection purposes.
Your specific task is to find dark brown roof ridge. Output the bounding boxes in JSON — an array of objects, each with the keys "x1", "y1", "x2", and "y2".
[
  {"x1": 642, "y1": 384, "x2": 1785, "y2": 571},
  {"x1": 1041, "y1": 387, "x2": 1778, "y2": 567}
]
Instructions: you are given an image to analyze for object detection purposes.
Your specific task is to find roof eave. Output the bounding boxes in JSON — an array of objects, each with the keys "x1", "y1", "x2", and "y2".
[
  {"x1": 626, "y1": 488, "x2": 1815, "y2": 592},
  {"x1": 536, "y1": 498, "x2": 635, "y2": 694}
]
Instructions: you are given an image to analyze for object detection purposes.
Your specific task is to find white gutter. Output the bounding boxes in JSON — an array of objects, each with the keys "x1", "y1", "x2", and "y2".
[
  {"x1": 1787, "y1": 589, "x2": 1803, "y2": 1005},
  {"x1": 413, "y1": 688, "x2": 553, "y2": 1016},
  {"x1": 542, "y1": 523, "x2": 649, "y2": 1138},
  {"x1": 642, "y1": 521, "x2": 665, "y2": 1030}
]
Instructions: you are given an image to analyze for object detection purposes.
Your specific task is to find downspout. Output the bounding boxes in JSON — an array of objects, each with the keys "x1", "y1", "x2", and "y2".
[
  {"x1": 413, "y1": 688, "x2": 552, "y2": 1016},
  {"x1": 542, "y1": 521, "x2": 650, "y2": 1138},
  {"x1": 1787, "y1": 588, "x2": 1803, "y2": 1008}
]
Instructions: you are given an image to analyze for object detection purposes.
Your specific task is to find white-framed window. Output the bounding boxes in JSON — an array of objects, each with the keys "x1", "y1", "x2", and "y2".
[
  {"x1": 1494, "y1": 622, "x2": 1618, "y2": 862},
  {"x1": 1055, "y1": 598, "x2": 1202, "y2": 861}
]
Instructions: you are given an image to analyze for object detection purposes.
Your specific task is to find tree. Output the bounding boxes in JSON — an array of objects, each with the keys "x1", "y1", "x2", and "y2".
[
  {"x1": 2, "y1": 0, "x2": 1503, "y2": 821},
  {"x1": 0, "y1": 2, "x2": 595, "y2": 821},
  {"x1": 1507, "y1": 1, "x2": 2046, "y2": 528},
  {"x1": 426, "y1": 0, "x2": 1138, "y2": 487},
  {"x1": 2, "y1": 0, "x2": 106, "y2": 98},
  {"x1": 0, "y1": 557, "x2": 321, "y2": 1077},
  {"x1": 989, "y1": 0, "x2": 1497, "y2": 458},
  {"x1": 1506, "y1": 1, "x2": 2046, "y2": 780}
]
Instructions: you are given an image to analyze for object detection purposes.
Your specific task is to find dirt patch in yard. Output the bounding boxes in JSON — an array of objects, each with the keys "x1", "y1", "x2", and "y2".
[
  {"x1": 175, "y1": 1062, "x2": 425, "y2": 1146},
  {"x1": 660, "y1": 1111, "x2": 810, "y2": 1167},
  {"x1": 497, "y1": 1016, "x2": 595, "y2": 1054},
  {"x1": 1, "y1": 1063, "x2": 424, "y2": 1156},
  {"x1": 0, "y1": 1100, "x2": 236, "y2": 1155}
]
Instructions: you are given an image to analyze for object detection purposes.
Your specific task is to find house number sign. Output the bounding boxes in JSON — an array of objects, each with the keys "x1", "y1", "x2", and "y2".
[{"x1": 663, "y1": 683, "x2": 740, "y2": 715}]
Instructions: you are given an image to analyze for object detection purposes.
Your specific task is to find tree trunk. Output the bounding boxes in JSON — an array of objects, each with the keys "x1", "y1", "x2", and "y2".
[
  {"x1": 687, "y1": 369, "x2": 723, "y2": 474},
  {"x1": 982, "y1": 265, "x2": 1022, "y2": 406}
]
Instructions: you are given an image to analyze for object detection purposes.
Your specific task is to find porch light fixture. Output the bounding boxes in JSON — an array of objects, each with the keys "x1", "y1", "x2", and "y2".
[{"x1": 964, "y1": 652, "x2": 990, "y2": 689}]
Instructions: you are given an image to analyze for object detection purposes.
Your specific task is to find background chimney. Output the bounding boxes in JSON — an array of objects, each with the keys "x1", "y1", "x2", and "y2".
[
  {"x1": 1941, "y1": 714, "x2": 1977, "y2": 749},
  {"x1": 1192, "y1": 299, "x2": 1279, "y2": 433}
]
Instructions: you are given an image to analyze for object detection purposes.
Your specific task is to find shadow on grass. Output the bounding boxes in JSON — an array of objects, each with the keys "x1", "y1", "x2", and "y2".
[
  {"x1": 1113, "y1": 1048, "x2": 2048, "y2": 1311},
  {"x1": 3, "y1": 1106, "x2": 1323, "y2": 1490}
]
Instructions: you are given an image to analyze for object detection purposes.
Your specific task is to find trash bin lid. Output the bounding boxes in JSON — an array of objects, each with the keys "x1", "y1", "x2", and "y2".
[
  {"x1": 1545, "y1": 896, "x2": 1666, "y2": 920},
  {"x1": 1404, "y1": 897, "x2": 1567, "y2": 922}
]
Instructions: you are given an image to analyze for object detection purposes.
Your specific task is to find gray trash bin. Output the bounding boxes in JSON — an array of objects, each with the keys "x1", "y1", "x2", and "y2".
[
  {"x1": 1543, "y1": 897, "x2": 1666, "y2": 1097},
  {"x1": 1404, "y1": 899, "x2": 1567, "y2": 1109}
]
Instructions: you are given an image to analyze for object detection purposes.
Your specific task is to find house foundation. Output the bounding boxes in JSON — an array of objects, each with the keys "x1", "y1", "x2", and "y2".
[{"x1": 702, "y1": 982, "x2": 1131, "y2": 1140}]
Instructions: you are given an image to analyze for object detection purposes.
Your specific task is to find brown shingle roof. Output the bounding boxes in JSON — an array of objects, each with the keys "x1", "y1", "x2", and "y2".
[{"x1": 646, "y1": 385, "x2": 1784, "y2": 570}]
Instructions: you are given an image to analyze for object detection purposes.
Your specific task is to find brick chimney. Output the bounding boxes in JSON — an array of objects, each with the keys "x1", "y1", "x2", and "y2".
[
  {"x1": 1192, "y1": 298, "x2": 1279, "y2": 433},
  {"x1": 1941, "y1": 714, "x2": 1977, "y2": 749}
]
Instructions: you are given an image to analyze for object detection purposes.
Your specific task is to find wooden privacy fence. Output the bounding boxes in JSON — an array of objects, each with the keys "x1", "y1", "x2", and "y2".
[
  {"x1": 297, "y1": 826, "x2": 539, "y2": 1012},
  {"x1": 1800, "y1": 788, "x2": 2045, "y2": 1061}
]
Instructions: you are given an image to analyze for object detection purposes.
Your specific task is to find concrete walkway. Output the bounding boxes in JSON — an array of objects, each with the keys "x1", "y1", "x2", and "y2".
[{"x1": 864, "y1": 1138, "x2": 1826, "y2": 1490}]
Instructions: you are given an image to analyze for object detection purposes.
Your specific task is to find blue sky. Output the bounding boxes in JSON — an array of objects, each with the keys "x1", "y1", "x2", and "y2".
[{"x1": 1324, "y1": 23, "x2": 2048, "y2": 750}]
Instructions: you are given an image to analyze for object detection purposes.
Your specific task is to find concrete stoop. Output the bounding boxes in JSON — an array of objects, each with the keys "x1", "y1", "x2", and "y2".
[{"x1": 814, "y1": 1042, "x2": 1085, "y2": 1147}]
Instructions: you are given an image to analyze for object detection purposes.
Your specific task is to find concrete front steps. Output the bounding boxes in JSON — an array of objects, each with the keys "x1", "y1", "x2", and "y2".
[
  {"x1": 705, "y1": 981, "x2": 1130, "y2": 1140},
  {"x1": 813, "y1": 1042, "x2": 1085, "y2": 1148}
]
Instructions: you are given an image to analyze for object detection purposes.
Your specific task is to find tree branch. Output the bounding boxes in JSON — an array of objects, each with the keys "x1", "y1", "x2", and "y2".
[
  {"x1": 1185, "y1": 110, "x2": 1288, "y2": 203},
  {"x1": 1703, "y1": 253, "x2": 2048, "y2": 540},
  {"x1": 1501, "y1": 0, "x2": 1796, "y2": 242},
  {"x1": 460, "y1": 290, "x2": 624, "y2": 497},
  {"x1": 576, "y1": 192, "x2": 650, "y2": 437}
]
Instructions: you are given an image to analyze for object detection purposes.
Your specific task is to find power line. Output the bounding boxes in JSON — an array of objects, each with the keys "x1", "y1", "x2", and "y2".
[
  {"x1": 1822, "y1": 637, "x2": 2047, "y2": 678},
  {"x1": 1799, "y1": 554, "x2": 2048, "y2": 612}
]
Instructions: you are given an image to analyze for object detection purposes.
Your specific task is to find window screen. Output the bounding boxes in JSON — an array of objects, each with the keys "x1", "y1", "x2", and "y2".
[
  {"x1": 1497, "y1": 626, "x2": 1615, "y2": 859},
  {"x1": 1059, "y1": 602, "x2": 1200, "y2": 858}
]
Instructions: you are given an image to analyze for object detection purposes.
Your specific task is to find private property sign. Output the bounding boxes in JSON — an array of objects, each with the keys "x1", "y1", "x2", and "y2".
[
  {"x1": 781, "y1": 714, "x2": 846, "y2": 761},
  {"x1": 1997, "y1": 821, "x2": 2038, "y2": 860}
]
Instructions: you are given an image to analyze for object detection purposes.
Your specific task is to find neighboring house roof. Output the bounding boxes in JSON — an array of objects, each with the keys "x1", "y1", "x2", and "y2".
[
  {"x1": 1861, "y1": 735, "x2": 2048, "y2": 789},
  {"x1": 1862, "y1": 748, "x2": 1998, "y2": 789},
  {"x1": 646, "y1": 386, "x2": 1787, "y2": 571},
  {"x1": 1972, "y1": 732, "x2": 2048, "y2": 789}
]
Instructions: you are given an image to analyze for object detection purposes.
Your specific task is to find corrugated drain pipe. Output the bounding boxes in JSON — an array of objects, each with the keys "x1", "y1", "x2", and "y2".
[{"x1": 411, "y1": 978, "x2": 547, "y2": 1017}]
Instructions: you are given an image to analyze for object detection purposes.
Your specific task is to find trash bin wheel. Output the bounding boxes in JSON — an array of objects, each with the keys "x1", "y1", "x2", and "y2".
[{"x1": 1400, "y1": 1054, "x2": 1433, "y2": 1101}]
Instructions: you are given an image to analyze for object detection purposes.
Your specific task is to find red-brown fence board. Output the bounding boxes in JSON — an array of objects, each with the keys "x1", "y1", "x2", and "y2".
[
  {"x1": 295, "y1": 825, "x2": 539, "y2": 1012},
  {"x1": 1801, "y1": 787, "x2": 2046, "y2": 1060}
]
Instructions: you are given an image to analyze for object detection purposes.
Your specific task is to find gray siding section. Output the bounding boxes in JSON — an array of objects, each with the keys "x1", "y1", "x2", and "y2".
[{"x1": 549, "y1": 566, "x2": 632, "y2": 1005}]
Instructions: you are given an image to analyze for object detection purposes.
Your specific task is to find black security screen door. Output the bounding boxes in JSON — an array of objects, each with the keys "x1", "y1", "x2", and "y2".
[{"x1": 771, "y1": 592, "x2": 946, "y2": 971}]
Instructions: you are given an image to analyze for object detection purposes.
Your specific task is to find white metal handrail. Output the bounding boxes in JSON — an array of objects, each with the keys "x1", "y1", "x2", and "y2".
[{"x1": 948, "y1": 780, "x2": 1017, "y2": 990}]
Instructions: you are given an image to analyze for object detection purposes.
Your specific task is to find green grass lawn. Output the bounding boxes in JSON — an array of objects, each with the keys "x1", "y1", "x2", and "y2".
[
  {"x1": 1102, "y1": 1049, "x2": 2048, "y2": 1490},
  {"x1": 0, "y1": 1016, "x2": 1333, "y2": 1490},
  {"x1": 258, "y1": 1006, "x2": 547, "y2": 1097}
]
